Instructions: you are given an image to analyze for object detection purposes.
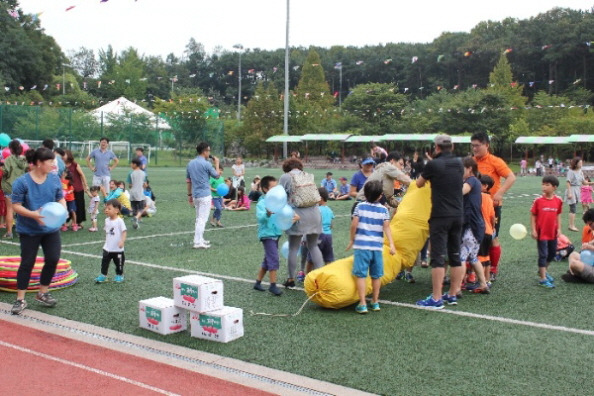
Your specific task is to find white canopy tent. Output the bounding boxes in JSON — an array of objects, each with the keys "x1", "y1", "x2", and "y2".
[{"x1": 90, "y1": 97, "x2": 171, "y2": 130}]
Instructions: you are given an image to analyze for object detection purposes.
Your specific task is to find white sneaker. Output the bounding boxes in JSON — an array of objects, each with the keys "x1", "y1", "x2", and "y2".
[
  {"x1": 193, "y1": 243, "x2": 210, "y2": 249},
  {"x1": 203, "y1": 240, "x2": 211, "y2": 245}
]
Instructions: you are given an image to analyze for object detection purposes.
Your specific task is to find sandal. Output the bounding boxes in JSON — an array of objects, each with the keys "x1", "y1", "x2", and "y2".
[
  {"x1": 3, "y1": 233, "x2": 13, "y2": 239},
  {"x1": 568, "y1": 227, "x2": 579, "y2": 232}
]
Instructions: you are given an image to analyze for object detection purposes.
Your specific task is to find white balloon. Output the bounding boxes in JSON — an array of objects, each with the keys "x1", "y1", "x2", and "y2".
[{"x1": 509, "y1": 223, "x2": 527, "y2": 240}]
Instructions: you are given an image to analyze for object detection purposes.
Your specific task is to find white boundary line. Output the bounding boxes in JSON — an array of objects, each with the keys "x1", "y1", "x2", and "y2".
[
  {"x1": 61, "y1": 224, "x2": 257, "y2": 247},
  {"x1": 61, "y1": 214, "x2": 352, "y2": 247},
  {"x1": 0, "y1": 339, "x2": 180, "y2": 396}
]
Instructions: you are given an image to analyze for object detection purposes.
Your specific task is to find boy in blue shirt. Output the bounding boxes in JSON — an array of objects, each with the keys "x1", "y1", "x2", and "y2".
[
  {"x1": 321, "y1": 172, "x2": 338, "y2": 199},
  {"x1": 254, "y1": 176, "x2": 283, "y2": 296},
  {"x1": 336, "y1": 177, "x2": 351, "y2": 200},
  {"x1": 346, "y1": 180, "x2": 396, "y2": 314}
]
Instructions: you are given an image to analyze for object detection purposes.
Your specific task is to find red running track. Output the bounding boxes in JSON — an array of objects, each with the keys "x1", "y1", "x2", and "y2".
[{"x1": 0, "y1": 319, "x2": 276, "y2": 396}]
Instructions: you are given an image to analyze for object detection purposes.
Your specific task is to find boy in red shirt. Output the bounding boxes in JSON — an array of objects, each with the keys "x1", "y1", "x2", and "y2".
[{"x1": 530, "y1": 175, "x2": 563, "y2": 288}]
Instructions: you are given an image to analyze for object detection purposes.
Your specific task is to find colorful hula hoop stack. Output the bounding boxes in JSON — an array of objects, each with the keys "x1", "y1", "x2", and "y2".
[{"x1": 0, "y1": 256, "x2": 78, "y2": 292}]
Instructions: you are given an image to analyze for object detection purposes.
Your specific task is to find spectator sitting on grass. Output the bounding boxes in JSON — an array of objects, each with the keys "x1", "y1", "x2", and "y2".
[
  {"x1": 225, "y1": 186, "x2": 250, "y2": 211},
  {"x1": 248, "y1": 176, "x2": 262, "y2": 202},
  {"x1": 222, "y1": 177, "x2": 236, "y2": 207},
  {"x1": 565, "y1": 209, "x2": 594, "y2": 283},
  {"x1": 335, "y1": 177, "x2": 351, "y2": 200},
  {"x1": 321, "y1": 172, "x2": 338, "y2": 200},
  {"x1": 101, "y1": 180, "x2": 131, "y2": 217}
]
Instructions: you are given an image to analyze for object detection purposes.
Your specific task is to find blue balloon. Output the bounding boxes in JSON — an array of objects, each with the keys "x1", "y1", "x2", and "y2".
[
  {"x1": 265, "y1": 185, "x2": 287, "y2": 213},
  {"x1": 281, "y1": 241, "x2": 290, "y2": 259},
  {"x1": 0, "y1": 133, "x2": 10, "y2": 147},
  {"x1": 580, "y1": 250, "x2": 594, "y2": 266},
  {"x1": 40, "y1": 202, "x2": 67, "y2": 230},
  {"x1": 216, "y1": 183, "x2": 229, "y2": 197},
  {"x1": 274, "y1": 204, "x2": 295, "y2": 231}
]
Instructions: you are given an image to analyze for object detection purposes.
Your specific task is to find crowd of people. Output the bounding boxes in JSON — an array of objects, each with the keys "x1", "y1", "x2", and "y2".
[
  {"x1": 185, "y1": 135, "x2": 594, "y2": 312},
  {"x1": 0, "y1": 138, "x2": 156, "y2": 315},
  {"x1": 3, "y1": 135, "x2": 593, "y2": 316}
]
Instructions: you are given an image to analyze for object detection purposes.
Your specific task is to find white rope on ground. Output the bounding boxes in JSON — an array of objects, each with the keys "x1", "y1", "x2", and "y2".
[{"x1": 250, "y1": 292, "x2": 318, "y2": 318}]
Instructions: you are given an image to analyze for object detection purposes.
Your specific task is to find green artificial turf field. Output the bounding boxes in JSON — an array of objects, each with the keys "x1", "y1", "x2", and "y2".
[{"x1": 1, "y1": 165, "x2": 593, "y2": 395}]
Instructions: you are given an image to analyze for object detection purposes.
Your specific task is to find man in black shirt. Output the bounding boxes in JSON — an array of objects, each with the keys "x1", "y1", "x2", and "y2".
[{"x1": 415, "y1": 135, "x2": 464, "y2": 309}]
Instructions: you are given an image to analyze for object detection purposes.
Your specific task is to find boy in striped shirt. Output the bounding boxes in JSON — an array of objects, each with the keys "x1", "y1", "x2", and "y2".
[{"x1": 346, "y1": 180, "x2": 396, "y2": 314}]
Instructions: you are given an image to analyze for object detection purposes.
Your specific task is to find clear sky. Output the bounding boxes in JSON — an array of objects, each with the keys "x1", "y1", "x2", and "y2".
[{"x1": 16, "y1": 0, "x2": 593, "y2": 58}]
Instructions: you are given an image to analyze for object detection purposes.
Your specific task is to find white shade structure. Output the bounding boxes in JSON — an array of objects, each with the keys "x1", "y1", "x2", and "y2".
[{"x1": 90, "y1": 97, "x2": 170, "y2": 129}]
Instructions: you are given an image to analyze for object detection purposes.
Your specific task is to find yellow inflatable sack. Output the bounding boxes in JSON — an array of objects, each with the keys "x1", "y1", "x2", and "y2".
[{"x1": 304, "y1": 182, "x2": 432, "y2": 309}]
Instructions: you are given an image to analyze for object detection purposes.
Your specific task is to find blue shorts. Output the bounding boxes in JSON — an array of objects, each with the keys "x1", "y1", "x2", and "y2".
[
  {"x1": 261, "y1": 238, "x2": 280, "y2": 271},
  {"x1": 352, "y1": 249, "x2": 384, "y2": 279},
  {"x1": 66, "y1": 200, "x2": 77, "y2": 213}
]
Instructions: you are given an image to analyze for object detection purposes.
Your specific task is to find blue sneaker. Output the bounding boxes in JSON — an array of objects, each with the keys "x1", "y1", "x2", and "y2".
[
  {"x1": 114, "y1": 275, "x2": 124, "y2": 283},
  {"x1": 539, "y1": 279, "x2": 555, "y2": 288},
  {"x1": 396, "y1": 271, "x2": 405, "y2": 280},
  {"x1": 355, "y1": 304, "x2": 368, "y2": 314},
  {"x1": 545, "y1": 273, "x2": 555, "y2": 282},
  {"x1": 369, "y1": 302, "x2": 380, "y2": 311},
  {"x1": 442, "y1": 293, "x2": 458, "y2": 306},
  {"x1": 95, "y1": 274, "x2": 108, "y2": 283},
  {"x1": 404, "y1": 272, "x2": 415, "y2": 283},
  {"x1": 416, "y1": 295, "x2": 444, "y2": 309}
]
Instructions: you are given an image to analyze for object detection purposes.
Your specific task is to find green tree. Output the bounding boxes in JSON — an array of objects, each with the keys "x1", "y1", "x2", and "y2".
[
  {"x1": 342, "y1": 82, "x2": 408, "y2": 135},
  {"x1": 291, "y1": 49, "x2": 335, "y2": 135},
  {"x1": 238, "y1": 82, "x2": 283, "y2": 156},
  {"x1": 153, "y1": 91, "x2": 210, "y2": 151}
]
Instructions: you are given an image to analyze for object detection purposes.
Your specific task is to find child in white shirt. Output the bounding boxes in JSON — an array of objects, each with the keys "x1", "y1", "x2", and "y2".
[{"x1": 95, "y1": 199, "x2": 127, "y2": 283}]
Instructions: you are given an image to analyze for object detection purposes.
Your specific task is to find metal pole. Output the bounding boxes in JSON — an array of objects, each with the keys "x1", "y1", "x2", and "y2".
[
  {"x1": 283, "y1": 0, "x2": 290, "y2": 159},
  {"x1": 339, "y1": 66, "x2": 342, "y2": 110},
  {"x1": 62, "y1": 64, "x2": 65, "y2": 95},
  {"x1": 238, "y1": 51, "x2": 242, "y2": 121}
]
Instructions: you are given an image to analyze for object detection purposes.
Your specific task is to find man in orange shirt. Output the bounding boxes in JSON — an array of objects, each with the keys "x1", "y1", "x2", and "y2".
[{"x1": 471, "y1": 132, "x2": 516, "y2": 282}]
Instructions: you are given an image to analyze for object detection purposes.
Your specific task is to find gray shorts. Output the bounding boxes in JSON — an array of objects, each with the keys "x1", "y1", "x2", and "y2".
[{"x1": 578, "y1": 264, "x2": 594, "y2": 283}]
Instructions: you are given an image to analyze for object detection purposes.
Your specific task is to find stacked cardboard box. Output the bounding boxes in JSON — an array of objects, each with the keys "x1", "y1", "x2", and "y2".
[{"x1": 139, "y1": 274, "x2": 244, "y2": 343}]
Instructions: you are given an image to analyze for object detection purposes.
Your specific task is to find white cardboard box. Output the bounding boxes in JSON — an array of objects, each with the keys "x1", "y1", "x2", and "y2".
[
  {"x1": 190, "y1": 306, "x2": 244, "y2": 343},
  {"x1": 173, "y1": 275, "x2": 224, "y2": 313},
  {"x1": 139, "y1": 297, "x2": 187, "y2": 335}
]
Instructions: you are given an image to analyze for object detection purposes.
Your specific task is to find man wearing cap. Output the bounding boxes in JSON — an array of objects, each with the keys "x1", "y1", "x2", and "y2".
[
  {"x1": 471, "y1": 131, "x2": 516, "y2": 281},
  {"x1": 415, "y1": 134, "x2": 464, "y2": 309}
]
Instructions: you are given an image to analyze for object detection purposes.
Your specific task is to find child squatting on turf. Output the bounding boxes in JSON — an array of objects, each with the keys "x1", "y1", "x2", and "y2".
[
  {"x1": 346, "y1": 180, "x2": 395, "y2": 314},
  {"x1": 253, "y1": 176, "x2": 283, "y2": 296},
  {"x1": 95, "y1": 199, "x2": 127, "y2": 283},
  {"x1": 530, "y1": 175, "x2": 563, "y2": 288}
]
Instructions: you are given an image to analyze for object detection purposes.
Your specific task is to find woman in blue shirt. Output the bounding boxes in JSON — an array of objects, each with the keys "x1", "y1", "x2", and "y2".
[{"x1": 10, "y1": 147, "x2": 65, "y2": 315}]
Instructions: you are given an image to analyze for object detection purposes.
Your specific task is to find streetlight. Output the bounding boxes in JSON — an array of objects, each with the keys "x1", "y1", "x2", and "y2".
[
  {"x1": 233, "y1": 44, "x2": 244, "y2": 121},
  {"x1": 62, "y1": 63, "x2": 70, "y2": 95},
  {"x1": 283, "y1": 0, "x2": 290, "y2": 158}
]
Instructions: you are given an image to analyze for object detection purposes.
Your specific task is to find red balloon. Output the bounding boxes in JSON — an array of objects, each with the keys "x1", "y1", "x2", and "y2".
[{"x1": 1, "y1": 148, "x2": 10, "y2": 159}]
